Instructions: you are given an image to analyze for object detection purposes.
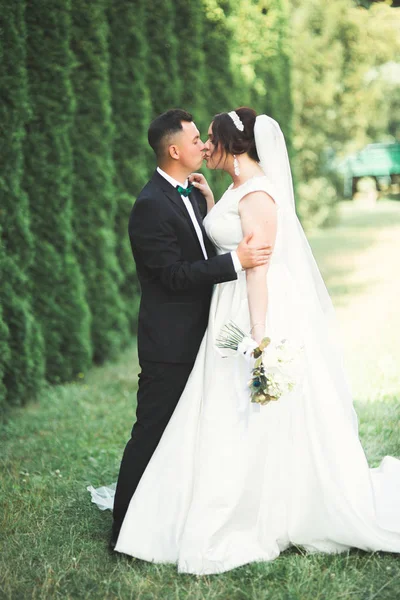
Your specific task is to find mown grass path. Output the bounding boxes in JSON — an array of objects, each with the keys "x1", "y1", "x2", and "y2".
[{"x1": 1, "y1": 201, "x2": 400, "y2": 600}]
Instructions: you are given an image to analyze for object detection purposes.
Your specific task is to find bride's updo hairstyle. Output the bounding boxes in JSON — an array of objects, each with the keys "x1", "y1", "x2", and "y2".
[{"x1": 210, "y1": 107, "x2": 259, "y2": 164}]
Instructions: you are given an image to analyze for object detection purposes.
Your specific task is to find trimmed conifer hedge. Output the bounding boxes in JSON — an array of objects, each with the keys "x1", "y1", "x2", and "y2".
[
  {"x1": 0, "y1": 240, "x2": 10, "y2": 409},
  {"x1": 261, "y1": 0, "x2": 293, "y2": 153},
  {"x1": 201, "y1": 0, "x2": 238, "y2": 200},
  {"x1": 70, "y1": 0, "x2": 130, "y2": 362},
  {"x1": 146, "y1": 0, "x2": 181, "y2": 117},
  {"x1": 0, "y1": 0, "x2": 45, "y2": 407},
  {"x1": 108, "y1": 0, "x2": 151, "y2": 196},
  {"x1": 24, "y1": 0, "x2": 92, "y2": 383},
  {"x1": 108, "y1": 0, "x2": 151, "y2": 332},
  {"x1": 202, "y1": 0, "x2": 236, "y2": 116},
  {"x1": 174, "y1": 1, "x2": 207, "y2": 128}
]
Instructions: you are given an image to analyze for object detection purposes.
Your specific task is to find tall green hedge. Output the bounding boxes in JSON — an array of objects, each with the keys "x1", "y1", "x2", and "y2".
[
  {"x1": 202, "y1": 0, "x2": 237, "y2": 199},
  {"x1": 108, "y1": 0, "x2": 151, "y2": 332},
  {"x1": 0, "y1": 240, "x2": 10, "y2": 409},
  {"x1": 203, "y1": 0, "x2": 236, "y2": 116},
  {"x1": 262, "y1": 0, "x2": 292, "y2": 151},
  {"x1": 108, "y1": 0, "x2": 150, "y2": 196},
  {"x1": 146, "y1": 0, "x2": 181, "y2": 117},
  {"x1": 174, "y1": 1, "x2": 207, "y2": 128},
  {"x1": 230, "y1": 0, "x2": 292, "y2": 134},
  {"x1": 70, "y1": 0, "x2": 129, "y2": 362},
  {"x1": 0, "y1": 16, "x2": 10, "y2": 410},
  {"x1": 24, "y1": 0, "x2": 92, "y2": 383},
  {"x1": 0, "y1": 0, "x2": 45, "y2": 406}
]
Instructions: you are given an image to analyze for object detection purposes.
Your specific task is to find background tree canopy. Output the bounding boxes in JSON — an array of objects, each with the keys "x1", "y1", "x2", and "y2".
[
  {"x1": 0, "y1": 0, "x2": 399, "y2": 409},
  {"x1": 291, "y1": 0, "x2": 400, "y2": 227}
]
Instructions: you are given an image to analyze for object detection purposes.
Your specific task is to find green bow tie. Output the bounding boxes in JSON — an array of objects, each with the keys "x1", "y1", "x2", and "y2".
[{"x1": 176, "y1": 184, "x2": 194, "y2": 197}]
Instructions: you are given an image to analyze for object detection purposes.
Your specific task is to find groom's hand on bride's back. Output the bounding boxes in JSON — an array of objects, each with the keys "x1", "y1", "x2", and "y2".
[{"x1": 236, "y1": 233, "x2": 272, "y2": 270}]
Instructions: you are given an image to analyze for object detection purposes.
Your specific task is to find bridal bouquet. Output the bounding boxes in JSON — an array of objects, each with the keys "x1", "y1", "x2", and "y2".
[{"x1": 216, "y1": 322, "x2": 303, "y2": 406}]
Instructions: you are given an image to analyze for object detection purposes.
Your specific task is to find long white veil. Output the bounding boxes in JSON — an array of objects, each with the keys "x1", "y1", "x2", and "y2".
[{"x1": 254, "y1": 115, "x2": 358, "y2": 432}]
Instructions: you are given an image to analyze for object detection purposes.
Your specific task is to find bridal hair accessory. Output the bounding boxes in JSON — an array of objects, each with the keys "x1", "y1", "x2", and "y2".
[
  {"x1": 233, "y1": 155, "x2": 240, "y2": 176},
  {"x1": 228, "y1": 111, "x2": 244, "y2": 132}
]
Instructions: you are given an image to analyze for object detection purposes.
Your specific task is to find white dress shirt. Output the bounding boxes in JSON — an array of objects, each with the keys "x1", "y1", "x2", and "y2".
[{"x1": 156, "y1": 167, "x2": 242, "y2": 272}]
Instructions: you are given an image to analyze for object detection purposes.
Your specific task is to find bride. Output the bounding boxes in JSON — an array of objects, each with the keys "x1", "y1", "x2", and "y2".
[{"x1": 89, "y1": 108, "x2": 400, "y2": 575}]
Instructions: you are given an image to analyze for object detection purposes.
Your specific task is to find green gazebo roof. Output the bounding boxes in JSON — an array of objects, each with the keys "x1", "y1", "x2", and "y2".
[{"x1": 343, "y1": 143, "x2": 400, "y2": 178}]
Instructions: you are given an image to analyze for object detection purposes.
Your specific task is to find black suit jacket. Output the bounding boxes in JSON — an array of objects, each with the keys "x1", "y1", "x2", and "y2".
[{"x1": 129, "y1": 170, "x2": 238, "y2": 363}]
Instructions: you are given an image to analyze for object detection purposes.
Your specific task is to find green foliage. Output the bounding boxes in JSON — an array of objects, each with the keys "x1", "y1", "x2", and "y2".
[
  {"x1": 202, "y1": 0, "x2": 294, "y2": 200},
  {"x1": 70, "y1": 0, "x2": 129, "y2": 362},
  {"x1": 290, "y1": 0, "x2": 400, "y2": 227},
  {"x1": 297, "y1": 177, "x2": 338, "y2": 230},
  {"x1": 0, "y1": 241, "x2": 10, "y2": 410},
  {"x1": 230, "y1": 0, "x2": 293, "y2": 159},
  {"x1": 201, "y1": 0, "x2": 237, "y2": 198},
  {"x1": 146, "y1": 0, "x2": 181, "y2": 117},
  {"x1": 113, "y1": 193, "x2": 141, "y2": 333},
  {"x1": 202, "y1": 0, "x2": 236, "y2": 116},
  {"x1": 174, "y1": 1, "x2": 207, "y2": 127},
  {"x1": 108, "y1": 1, "x2": 151, "y2": 333},
  {"x1": 1, "y1": 263, "x2": 45, "y2": 407},
  {"x1": 0, "y1": 0, "x2": 45, "y2": 406},
  {"x1": 262, "y1": 0, "x2": 292, "y2": 149},
  {"x1": 24, "y1": 0, "x2": 92, "y2": 384},
  {"x1": 108, "y1": 1, "x2": 151, "y2": 196}
]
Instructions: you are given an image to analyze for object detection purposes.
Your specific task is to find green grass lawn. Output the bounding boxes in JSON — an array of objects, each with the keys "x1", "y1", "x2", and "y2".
[{"x1": 1, "y1": 201, "x2": 400, "y2": 600}]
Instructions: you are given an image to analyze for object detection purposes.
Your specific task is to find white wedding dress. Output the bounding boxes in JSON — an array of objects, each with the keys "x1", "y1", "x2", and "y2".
[{"x1": 90, "y1": 174, "x2": 400, "y2": 575}]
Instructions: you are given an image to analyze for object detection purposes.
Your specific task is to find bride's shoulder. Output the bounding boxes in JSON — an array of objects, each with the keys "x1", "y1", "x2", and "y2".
[{"x1": 230, "y1": 175, "x2": 276, "y2": 201}]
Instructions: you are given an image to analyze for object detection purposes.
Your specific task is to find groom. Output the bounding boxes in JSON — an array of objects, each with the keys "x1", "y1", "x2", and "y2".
[{"x1": 111, "y1": 109, "x2": 271, "y2": 547}]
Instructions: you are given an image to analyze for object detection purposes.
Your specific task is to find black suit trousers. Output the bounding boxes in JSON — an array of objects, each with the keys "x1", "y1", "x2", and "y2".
[{"x1": 112, "y1": 360, "x2": 195, "y2": 535}]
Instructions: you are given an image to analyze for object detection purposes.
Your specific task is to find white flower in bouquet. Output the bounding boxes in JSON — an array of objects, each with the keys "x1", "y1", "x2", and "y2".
[
  {"x1": 277, "y1": 340, "x2": 297, "y2": 363},
  {"x1": 261, "y1": 344, "x2": 281, "y2": 370}
]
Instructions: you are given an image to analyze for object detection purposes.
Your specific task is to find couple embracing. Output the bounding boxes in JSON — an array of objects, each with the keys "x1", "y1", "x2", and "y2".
[{"x1": 89, "y1": 108, "x2": 400, "y2": 575}]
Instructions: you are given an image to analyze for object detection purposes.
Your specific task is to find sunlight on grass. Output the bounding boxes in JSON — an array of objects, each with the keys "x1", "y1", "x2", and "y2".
[
  {"x1": 309, "y1": 200, "x2": 400, "y2": 405},
  {"x1": 1, "y1": 200, "x2": 400, "y2": 599}
]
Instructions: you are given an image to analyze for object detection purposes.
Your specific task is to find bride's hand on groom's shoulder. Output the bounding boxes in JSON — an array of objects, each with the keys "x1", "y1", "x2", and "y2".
[{"x1": 189, "y1": 173, "x2": 214, "y2": 209}]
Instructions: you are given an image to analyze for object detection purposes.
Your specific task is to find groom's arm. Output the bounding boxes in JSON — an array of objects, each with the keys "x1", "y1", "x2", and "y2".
[{"x1": 129, "y1": 197, "x2": 237, "y2": 292}]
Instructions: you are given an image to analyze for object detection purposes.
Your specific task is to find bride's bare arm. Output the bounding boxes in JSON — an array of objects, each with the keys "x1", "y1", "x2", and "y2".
[{"x1": 239, "y1": 191, "x2": 277, "y2": 344}]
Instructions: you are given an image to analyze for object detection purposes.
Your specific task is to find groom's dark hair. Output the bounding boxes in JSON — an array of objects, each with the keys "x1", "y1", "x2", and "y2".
[{"x1": 148, "y1": 109, "x2": 193, "y2": 159}]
